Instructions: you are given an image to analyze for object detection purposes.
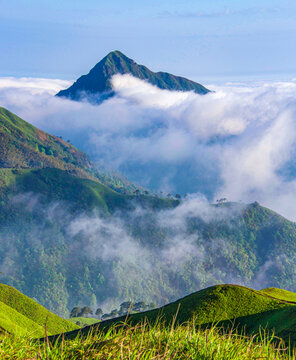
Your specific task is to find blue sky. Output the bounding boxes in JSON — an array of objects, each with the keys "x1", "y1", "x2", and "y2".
[{"x1": 1, "y1": 0, "x2": 296, "y2": 81}]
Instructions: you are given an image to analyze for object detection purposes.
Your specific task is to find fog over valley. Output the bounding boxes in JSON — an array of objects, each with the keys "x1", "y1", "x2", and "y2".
[{"x1": 1, "y1": 75, "x2": 296, "y2": 219}]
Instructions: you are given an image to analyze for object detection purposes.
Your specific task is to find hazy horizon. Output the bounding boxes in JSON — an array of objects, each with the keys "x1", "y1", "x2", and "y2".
[{"x1": 1, "y1": 0, "x2": 295, "y2": 81}]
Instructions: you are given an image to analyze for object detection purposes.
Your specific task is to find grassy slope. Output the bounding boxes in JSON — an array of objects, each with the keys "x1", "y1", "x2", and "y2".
[
  {"x1": 69, "y1": 317, "x2": 99, "y2": 327},
  {"x1": 0, "y1": 107, "x2": 92, "y2": 176},
  {"x1": 0, "y1": 168, "x2": 124, "y2": 213},
  {"x1": 0, "y1": 300, "x2": 41, "y2": 336},
  {"x1": 260, "y1": 287, "x2": 296, "y2": 302},
  {"x1": 55, "y1": 284, "x2": 295, "y2": 341},
  {"x1": 2, "y1": 320, "x2": 291, "y2": 359},
  {"x1": 228, "y1": 306, "x2": 296, "y2": 344},
  {"x1": 0, "y1": 283, "x2": 78, "y2": 337},
  {"x1": 0, "y1": 167, "x2": 176, "y2": 214}
]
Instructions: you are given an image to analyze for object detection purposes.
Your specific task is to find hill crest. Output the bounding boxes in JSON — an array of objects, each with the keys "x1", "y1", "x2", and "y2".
[{"x1": 47, "y1": 284, "x2": 296, "y2": 342}]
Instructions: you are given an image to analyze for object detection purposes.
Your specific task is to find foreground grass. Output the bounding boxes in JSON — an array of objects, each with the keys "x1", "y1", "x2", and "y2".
[{"x1": 0, "y1": 319, "x2": 295, "y2": 359}]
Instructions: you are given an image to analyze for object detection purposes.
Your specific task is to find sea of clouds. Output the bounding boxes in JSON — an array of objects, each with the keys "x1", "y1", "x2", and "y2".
[{"x1": 0, "y1": 75, "x2": 296, "y2": 220}]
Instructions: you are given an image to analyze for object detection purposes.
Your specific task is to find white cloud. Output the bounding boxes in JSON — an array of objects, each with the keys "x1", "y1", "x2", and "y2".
[
  {"x1": 67, "y1": 212, "x2": 149, "y2": 265},
  {"x1": 0, "y1": 76, "x2": 71, "y2": 94},
  {"x1": 1, "y1": 75, "x2": 296, "y2": 219}
]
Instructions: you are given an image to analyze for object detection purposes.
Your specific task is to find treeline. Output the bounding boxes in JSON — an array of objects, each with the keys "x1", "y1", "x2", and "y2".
[{"x1": 70, "y1": 301, "x2": 156, "y2": 320}]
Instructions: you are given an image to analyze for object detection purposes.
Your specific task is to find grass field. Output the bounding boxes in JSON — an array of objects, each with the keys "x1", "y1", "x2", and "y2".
[
  {"x1": 1, "y1": 319, "x2": 294, "y2": 359},
  {"x1": 1, "y1": 283, "x2": 296, "y2": 358}
]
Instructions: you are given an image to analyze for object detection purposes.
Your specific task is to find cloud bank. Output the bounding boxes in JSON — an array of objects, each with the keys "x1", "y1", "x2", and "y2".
[{"x1": 0, "y1": 75, "x2": 296, "y2": 219}]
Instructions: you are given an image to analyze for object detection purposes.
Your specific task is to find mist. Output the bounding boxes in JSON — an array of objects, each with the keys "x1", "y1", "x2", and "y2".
[
  {"x1": 2, "y1": 187, "x2": 295, "y2": 316},
  {"x1": 0, "y1": 75, "x2": 296, "y2": 219}
]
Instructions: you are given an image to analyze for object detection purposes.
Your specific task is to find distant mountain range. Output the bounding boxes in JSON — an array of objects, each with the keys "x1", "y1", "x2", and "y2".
[{"x1": 56, "y1": 51, "x2": 210, "y2": 102}]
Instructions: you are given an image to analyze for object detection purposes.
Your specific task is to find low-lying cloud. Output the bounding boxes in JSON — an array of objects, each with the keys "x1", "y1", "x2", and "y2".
[{"x1": 1, "y1": 75, "x2": 296, "y2": 219}]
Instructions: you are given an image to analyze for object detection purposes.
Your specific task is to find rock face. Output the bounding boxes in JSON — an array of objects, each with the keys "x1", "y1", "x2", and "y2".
[{"x1": 56, "y1": 50, "x2": 210, "y2": 102}]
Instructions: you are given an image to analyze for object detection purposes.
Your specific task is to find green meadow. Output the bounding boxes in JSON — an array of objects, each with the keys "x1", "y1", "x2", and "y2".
[{"x1": 1, "y1": 283, "x2": 296, "y2": 359}]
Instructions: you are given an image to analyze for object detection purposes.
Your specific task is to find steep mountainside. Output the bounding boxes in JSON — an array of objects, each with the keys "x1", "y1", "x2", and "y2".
[
  {"x1": 0, "y1": 283, "x2": 78, "y2": 337},
  {"x1": 0, "y1": 106, "x2": 141, "y2": 194},
  {"x1": 0, "y1": 106, "x2": 92, "y2": 177},
  {"x1": 56, "y1": 51, "x2": 210, "y2": 102}
]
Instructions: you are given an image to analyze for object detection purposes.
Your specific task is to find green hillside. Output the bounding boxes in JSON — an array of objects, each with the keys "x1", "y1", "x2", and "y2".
[
  {"x1": 0, "y1": 167, "x2": 177, "y2": 316},
  {"x1": 100, "y1": 284, "x2": 295, "y2": 325},
  {"x1": 2, "y1": 167, "x2": 296, "y2": 317},
  {"x1": 0, "y1": 106, "x2": 92, "y2": 176},
  {"x1": 0, "y1": 106, "x2": 141, "y2": 194},
  {"x1": 56, "y1": 50, "x2": 210, "y2": 102},
  {"x1": 54, "y1": 284, "x2": 296, "y2": 346},
  {"x1": 260, "y1": 287, "x2": 296, "y2": 302},
  {"x1": 0, "y1": 165, "x2": 176, "y2": 216},
  {"x1": 48, "y1": 284, "x2": 295, "y2": 341},
  {"x1": 0, "y1": 283, "x2": 78, "y2": 337},
  {"x1": 0, "y1": 167, "x2": 127, "y2": 214},
  {"x1": 69, "y1": 317, "x2": 99, "y2": 327}
]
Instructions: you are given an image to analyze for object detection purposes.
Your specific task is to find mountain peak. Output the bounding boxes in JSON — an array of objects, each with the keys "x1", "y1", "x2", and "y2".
[
  {"x1": 90, "y1": 50, "x2": 138, "y2": 77},
  {"x1": 56, "y1": 51, "x2": 210, "y2": 102},
  {"x1": 100, "y1": 50, "x2": 132, "y2": 65},
  {"x1": 105, "y1": 50, "x2": 130, "y2": 59}
]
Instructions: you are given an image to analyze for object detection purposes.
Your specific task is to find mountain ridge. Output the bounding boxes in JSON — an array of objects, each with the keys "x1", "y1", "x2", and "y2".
[{"x1": 56, "y1": 50, "x2": 210, "y2": 102}]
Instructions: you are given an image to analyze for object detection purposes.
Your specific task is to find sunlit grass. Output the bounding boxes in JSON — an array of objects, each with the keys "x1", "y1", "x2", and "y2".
[{"x1": 0, "y1": 318, "x2": 295, "y2": 359}]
